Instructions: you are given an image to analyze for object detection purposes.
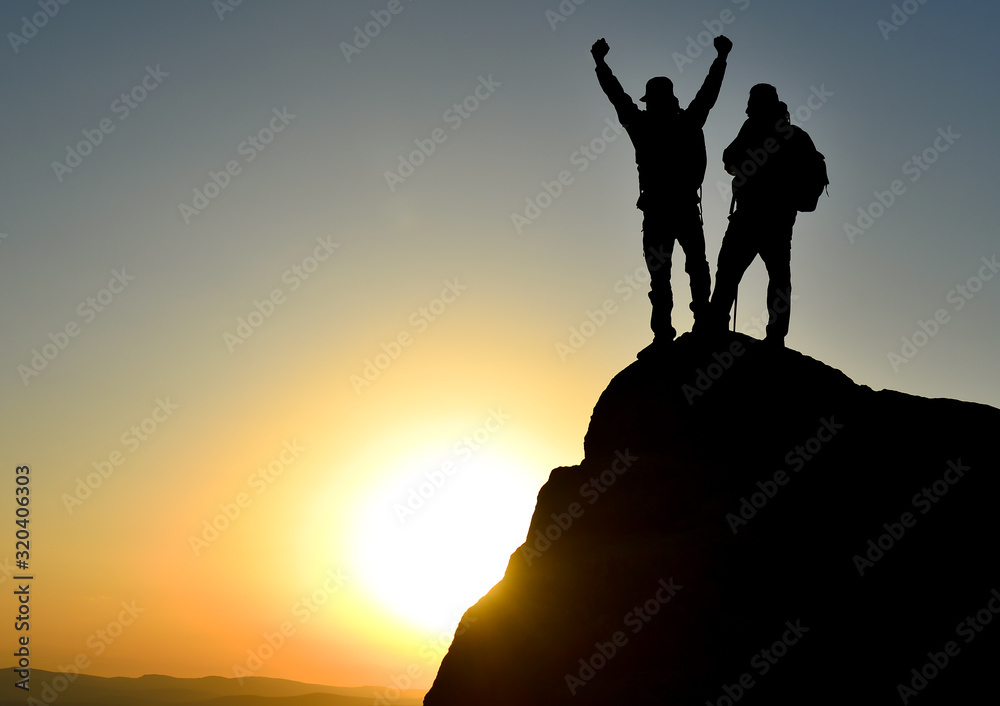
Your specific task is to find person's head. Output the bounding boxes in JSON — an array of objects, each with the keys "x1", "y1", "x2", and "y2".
[
  {"x1": 746, "y1": 83, "x2": 782, "y2": 120},
  {"x1": 641, "y1": 77, "x2": 680, "y2": 113}
]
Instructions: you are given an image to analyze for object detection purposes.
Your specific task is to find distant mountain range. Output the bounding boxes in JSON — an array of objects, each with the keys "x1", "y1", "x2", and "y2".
[{"x1": 0, "y1": 669, "x2": 425, "y2": 705}]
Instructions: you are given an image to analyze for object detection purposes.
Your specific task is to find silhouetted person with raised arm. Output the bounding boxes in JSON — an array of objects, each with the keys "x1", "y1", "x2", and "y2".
[
  {"x1": 592, "y1": 35, "x2": 732, "y2": 351},
  {"x1": 709, "y1": 84, "x2": 824, "y2": 347}
]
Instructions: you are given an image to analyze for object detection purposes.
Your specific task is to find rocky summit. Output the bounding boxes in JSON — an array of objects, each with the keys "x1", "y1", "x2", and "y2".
[{"x1": 424, "y1": 332, "x2": 1000, "y2": 705}]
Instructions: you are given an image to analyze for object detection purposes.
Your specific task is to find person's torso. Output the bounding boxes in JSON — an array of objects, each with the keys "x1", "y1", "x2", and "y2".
[{"x1": 625, "y1": 109, "x2": 707, "y2": 201}]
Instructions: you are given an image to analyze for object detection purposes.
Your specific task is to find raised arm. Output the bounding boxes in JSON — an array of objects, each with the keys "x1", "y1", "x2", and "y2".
[
  {"x1": 687, "y1": 35, "x2": 732, "y2": 128},
  {"x1": 592, "y1": 38, "x2": 640, "y2": 128}
]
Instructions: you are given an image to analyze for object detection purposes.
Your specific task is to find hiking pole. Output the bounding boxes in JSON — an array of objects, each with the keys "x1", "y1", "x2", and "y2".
[
  {"x1": 732, "y1": 286, "x2": 738, "y2": 333},
  {"x1": 729, "y1": 191, "x2": 738, "y2": 333}
]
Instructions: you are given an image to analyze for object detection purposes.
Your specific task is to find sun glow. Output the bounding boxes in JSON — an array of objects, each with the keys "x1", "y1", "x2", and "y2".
[{"x1": 353, "y1": 449, "x2": 539, "y2": 631}]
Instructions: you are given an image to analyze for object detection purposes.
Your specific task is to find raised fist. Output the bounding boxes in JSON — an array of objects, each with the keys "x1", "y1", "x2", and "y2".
[
  {"x1": 591, "y1": 38, "x2": 609, "y2": 60},
  {"x1": 714, "y1": 35, "x2": 733, "y2": 55}
]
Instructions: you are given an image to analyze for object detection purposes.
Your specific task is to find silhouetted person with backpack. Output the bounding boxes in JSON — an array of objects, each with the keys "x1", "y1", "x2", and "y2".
[
  {"x1": 709, "y1": 83, "x2": 827, "y2": 347},
  {"x1": 592, "y1": 35, "x2": 732, "y2": 350}
]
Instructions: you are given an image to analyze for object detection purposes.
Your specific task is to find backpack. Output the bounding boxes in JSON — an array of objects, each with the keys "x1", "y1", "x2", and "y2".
[{"x1": 790, "y1": 128, "x2": 829, "y2": 212}]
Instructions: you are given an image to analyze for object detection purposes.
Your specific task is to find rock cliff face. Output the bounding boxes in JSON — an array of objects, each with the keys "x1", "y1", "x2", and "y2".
[{"x1": 424, "y1": 333, "x2": 1000, "y2": 705}]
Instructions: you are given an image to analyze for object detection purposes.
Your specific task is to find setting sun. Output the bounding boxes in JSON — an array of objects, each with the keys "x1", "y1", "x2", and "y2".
[{"x1": 353, "y1": 445, "x2": 538, "y2": 631}]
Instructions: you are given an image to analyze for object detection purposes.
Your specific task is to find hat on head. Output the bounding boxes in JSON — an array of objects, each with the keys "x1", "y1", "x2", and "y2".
[
  {"x1": 749, "y1": 83, "x2": 780, "y2": 105},
  {"x1": 640, "y1": 76, "x2": 674, "y2": 102},
  {"x1": 746, "y1": 83, "x2": 783, "y2": 119}
]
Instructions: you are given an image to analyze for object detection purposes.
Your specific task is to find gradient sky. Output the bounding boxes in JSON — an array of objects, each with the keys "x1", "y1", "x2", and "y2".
[{"x1": 2, "y1": 0, "x2": 998, "y2": 692}]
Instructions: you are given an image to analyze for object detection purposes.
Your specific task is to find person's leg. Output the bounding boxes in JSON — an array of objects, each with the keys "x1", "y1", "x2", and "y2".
[
  {"x1": 759, "y1": 210, "x2": 797, "y2": 344},
  {"x1": 709, "y1": 210, "x2": 759, "y2": 330},
  {"x1": 642, "y1": 210, "x2": 676, "y2": 339},
  {"x1": 675, "y1": 205, "x2": 712, "y2": 323}
]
